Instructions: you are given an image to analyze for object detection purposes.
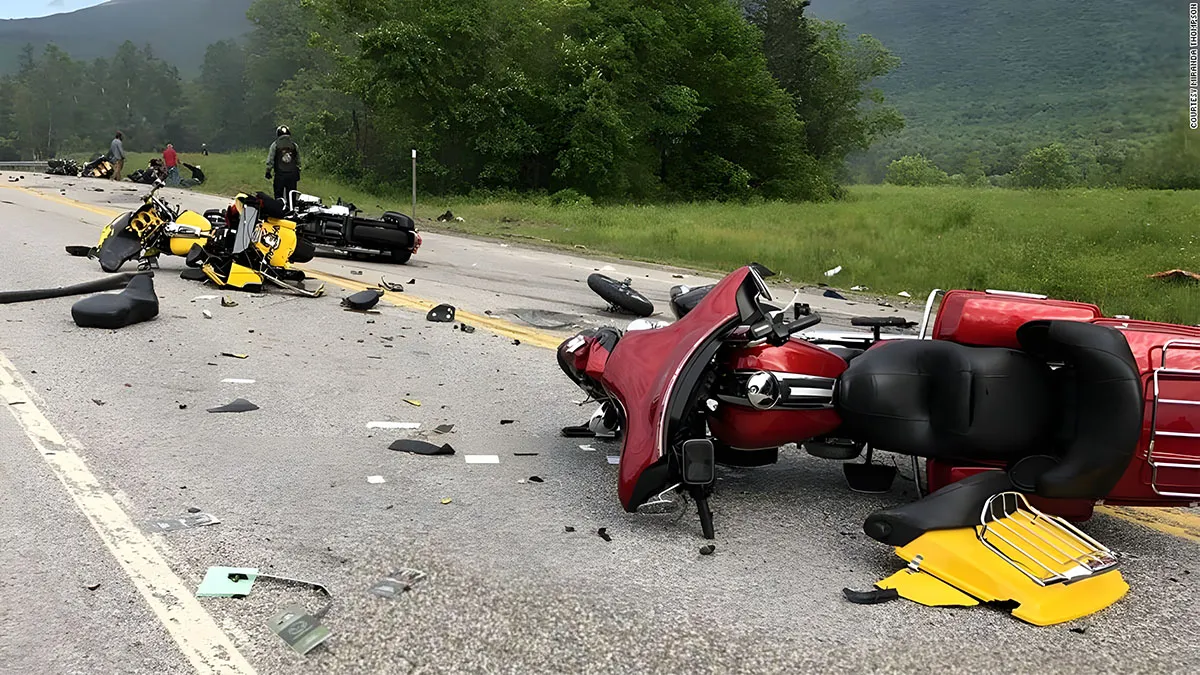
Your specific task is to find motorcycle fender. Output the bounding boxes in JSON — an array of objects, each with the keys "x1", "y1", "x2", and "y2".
[
  {"x1": 224, "y1": 262, "x2": 263, "y2": 289},
  {"x1": 97, "y1": 231, "x2": 143, "y2": 273},
  {"x1": 884, "y1": 528, "x2": 1128, "y2": 626},
  {"x1": 167, "y1": 236, "x2": 207, "y2": 257}
]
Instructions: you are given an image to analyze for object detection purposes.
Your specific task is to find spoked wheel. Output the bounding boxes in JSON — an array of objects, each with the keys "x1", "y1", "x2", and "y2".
[{"x1": 587, "y1": 273, "x2": 654, "y2": 317}]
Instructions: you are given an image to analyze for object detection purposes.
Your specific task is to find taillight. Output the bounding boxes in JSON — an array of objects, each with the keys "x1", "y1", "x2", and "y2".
[{"x1": 412, "y1": 233, "x2": 422, "y2": 254}]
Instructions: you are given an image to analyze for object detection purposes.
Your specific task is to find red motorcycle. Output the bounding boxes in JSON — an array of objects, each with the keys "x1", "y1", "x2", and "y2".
[{"x1": 558, "y1": 263, "x2": 1200, "y2": 535}]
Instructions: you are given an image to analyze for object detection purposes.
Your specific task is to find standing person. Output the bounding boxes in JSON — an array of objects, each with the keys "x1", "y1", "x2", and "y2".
[
  {"x1": 163, "y1": 143, "x2": 180, "y2": 186},
  {"x1": 201, "y1": 143, "x2": 209, "y2": 156},
  {"x1": 109, "y1": 131, "x2": 125, "y2": 181},
  {"x1": 265, "y1": 125, "x2": 300, "y2": 200}
]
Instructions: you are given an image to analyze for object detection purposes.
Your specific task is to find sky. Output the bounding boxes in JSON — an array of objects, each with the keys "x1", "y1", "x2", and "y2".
[{"x1": 0, "y1": 0, "x2": 108, "y2": 20}]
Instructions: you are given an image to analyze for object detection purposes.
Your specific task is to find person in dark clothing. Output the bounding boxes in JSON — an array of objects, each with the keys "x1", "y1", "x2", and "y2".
[{"x1": 265, "y1": 125, "x2": 301, "y2": 200}]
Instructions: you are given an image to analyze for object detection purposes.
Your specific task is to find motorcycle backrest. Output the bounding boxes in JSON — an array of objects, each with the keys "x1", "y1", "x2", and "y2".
[{"x1": 933, "y1": 290, "x2": 1101, "y2": 349}]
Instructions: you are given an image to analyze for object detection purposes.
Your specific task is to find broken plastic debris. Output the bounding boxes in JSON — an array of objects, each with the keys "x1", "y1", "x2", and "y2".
[
  {"x1": 91, "y1": 398, "x2": 106, "y2": 406},
  {"x1": 898, "y1": 291, "x2": 912, "y2": 298},
  {"x1": 440, "y1": 497, "x2": 453, "y2": 504},
  {"x1": 842, "y1": 587, "x2": 900, "y2": 605},
  {"x1": 433, "y1": 424, "x2": 455, "y2": 434},
  {"x1": 823, "y1": 289, "x2": 846, "y2": 300},
  {"x1": 824, "y1": 265, "x2": 842, "y2": 277},
  {"x1": 404, "y1": 399, "x2": 421, "y2": 407},
  {"x1": 597, "y1": 527, "x2": 612, "y2": 542},
  {"x1": 528, "y1": 476, "x2": 544, "y2": 483},
  {"x1": 389, "y1": 439, "x2": 455, "y2": 455},
  {"x1": 699, "y1": 544, "x2": 716, "y2": 555},
  {"x1": 457, "y1": 323, "x2": 476, "y2": 333},
  {"x1": 197, "y1": 567, "x2": 258, "y2": 597},
  {"x1": 367, "y1": 568, "x2": 427, "y2": 599},
  {"x1": 191, "y1": 295, "x2": 218, "y2": 302},
  {"x1": 564, "y1": 526, "x2": 576, "y2": 532},
  {"x1": 513, "y1": 452, "x2": 539, "y2": 456},
  {"x1": 1149, "y1": 269, "x2": 1200, "y2": 281},
  {"x1": 220, "y1": 352, "x2": 248, "y2": 359},
  {"x1": 367, "y1": 475, "x2": 386, "y2": 484},
  {"x1": 607, "y1": 455, "x2": 620, "y2": 464},
  {"x1": 145, "y1": 512, "x2": 220, "y2": 532},
  {"x1": 350, "y1": 270, "x2": 363, "y2": 275},
  {"x1": 202, "y1": 309, "x2": 213, "y2": 319},
  {"x1": 221, "y1": 296, "x2": 238, "y2": 307},
  {"x1": 851, "y1": 285, "x2": 868, "y2": 292},
  {"x1": 465, "y1": 455, "x2": 500, "y2": 464},
  {"x1": 342, "y1": 289, "x2": 384, "y2": 311},
  {"x1": 367, "y1": 421, "x2": 421, "y2": 430},
  {"x1": 426, "y1": 303, "x2": 455, "y2": 322},
  {"x1": 207, "y1": 398, "x2": 259, "y2": 413},
  {"x1": 221, "y1": 378, "x2": 255, "y2": 384},
  {"x1": 269, "y1": 604, "x2": 332, "y2": 655},
  {"x1": 379, "y1": 277, "x2": 404, "y2": 292},
  {"x1": 500, "y1": 419, "x2": 515, "y2": 425},
  {"x1": 579, "y1": 444, "x2": 597, "y2": 451}
]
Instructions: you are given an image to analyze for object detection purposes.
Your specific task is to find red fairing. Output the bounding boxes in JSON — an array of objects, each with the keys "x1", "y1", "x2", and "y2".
[
  {"x1": 708, "y1": 340, "x2": 846, "y2": 450},
  {"x1": 600, "y1": 267, "x2": 750, "y2": 510},
  {"x1": 932, "y1": 290, "x2": 1101, "y2": 348}
]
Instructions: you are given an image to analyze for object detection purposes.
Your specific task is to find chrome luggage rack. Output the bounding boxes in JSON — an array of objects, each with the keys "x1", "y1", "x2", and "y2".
[
  {"x1": 976, "y1": 492, "x2": 1118, "y2": 585},
  {"x1": 1147, "y1": 340, "x2": 1200, "y2": 498}
]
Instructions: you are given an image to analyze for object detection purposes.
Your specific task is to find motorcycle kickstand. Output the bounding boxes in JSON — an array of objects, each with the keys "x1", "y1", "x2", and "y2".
[{"x1": 688, "y1": 485, "x2": 716, "y2": 540}]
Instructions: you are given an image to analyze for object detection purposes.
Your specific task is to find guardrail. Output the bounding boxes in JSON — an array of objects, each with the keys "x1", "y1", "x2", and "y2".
[{"x1": 0, "y1": 161, "x2": 49, "y2": 171}]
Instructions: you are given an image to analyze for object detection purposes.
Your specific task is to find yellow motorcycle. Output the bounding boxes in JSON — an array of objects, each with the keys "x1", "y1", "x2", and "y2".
[
  {"x1": 185, "y1": 191, "x2": 323, "y2": 297},
  {"x1": 95, "y1": 181, "x2": 213, "y2": 272}
]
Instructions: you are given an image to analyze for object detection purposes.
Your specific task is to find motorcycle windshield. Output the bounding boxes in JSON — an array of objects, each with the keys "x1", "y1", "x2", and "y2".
[{"x1": 601, "y1": 266, "x2": 763, "y2": 510}]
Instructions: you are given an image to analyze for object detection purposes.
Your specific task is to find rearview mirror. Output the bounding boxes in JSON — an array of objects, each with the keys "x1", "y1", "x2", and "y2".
[{"x1": 680, "y1": 439, "x2": 715, "y2": 485}]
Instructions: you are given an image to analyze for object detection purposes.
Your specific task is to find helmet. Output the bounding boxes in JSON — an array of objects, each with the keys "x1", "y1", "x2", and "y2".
[{"x1": 276, "y1": 125, "x2": 290, "y2": 137}]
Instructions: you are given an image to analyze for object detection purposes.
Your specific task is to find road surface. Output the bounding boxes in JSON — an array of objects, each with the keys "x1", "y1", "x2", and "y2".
[{"x1": 0, "y1": 171, "x2": 1198, "y2": 674}]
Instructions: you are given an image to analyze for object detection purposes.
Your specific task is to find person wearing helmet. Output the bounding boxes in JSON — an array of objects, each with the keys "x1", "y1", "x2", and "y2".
[{"x1": 265, "y1": 125, "x2": 301, "y2": 199}]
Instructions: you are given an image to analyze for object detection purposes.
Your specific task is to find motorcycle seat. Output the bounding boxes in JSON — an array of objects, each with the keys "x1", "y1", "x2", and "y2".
[
  {"x1": 71, "y1": 273, "x2": 159, "y2": 329},
  {"x1": 837, "y1": 320, "x2": 1143, "y2": 500}
]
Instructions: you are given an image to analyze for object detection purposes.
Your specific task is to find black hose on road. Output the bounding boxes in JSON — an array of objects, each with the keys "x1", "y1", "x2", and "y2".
[{"x1": 0, "y1": 271, "x2": 145, "y2": 304}]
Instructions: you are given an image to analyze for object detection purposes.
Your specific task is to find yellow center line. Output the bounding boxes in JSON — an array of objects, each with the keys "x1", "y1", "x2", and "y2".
[{"x1": 9, "y1": 180, "x2": 1200, "y2": 547}]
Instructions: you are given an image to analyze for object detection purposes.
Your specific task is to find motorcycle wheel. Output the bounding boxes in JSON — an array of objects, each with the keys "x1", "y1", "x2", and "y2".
[
  {"x1": 388, "y1": 248, "x2": 412, "y2": 264},
  {"x1": 587, "y1": 273, "x2": 654, "y2": 317}
]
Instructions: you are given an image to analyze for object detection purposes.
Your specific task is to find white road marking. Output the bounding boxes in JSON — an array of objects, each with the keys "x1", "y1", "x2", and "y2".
[
  {"x1": 0, "y1": 350, "x2": 256, "y2": 675},
  {"x1": 465, "y1": 455, "x2": 500, "y2": 464}
]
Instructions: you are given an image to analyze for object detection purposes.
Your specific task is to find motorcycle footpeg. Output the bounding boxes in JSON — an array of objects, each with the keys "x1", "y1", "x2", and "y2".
[{"x1": 844, "y1": 462, "x2": 897, "y2": 494}]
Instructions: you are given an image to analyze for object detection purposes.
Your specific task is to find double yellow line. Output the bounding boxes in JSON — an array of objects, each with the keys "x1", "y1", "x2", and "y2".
[{"x1": 7, "y1": 181, "x2": 1200, "y2": 546}]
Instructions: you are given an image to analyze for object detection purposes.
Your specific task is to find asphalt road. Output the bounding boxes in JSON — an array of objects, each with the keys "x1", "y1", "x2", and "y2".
[{"x1": 1, "y1": 171, "x2": 1198, "y2": 674}]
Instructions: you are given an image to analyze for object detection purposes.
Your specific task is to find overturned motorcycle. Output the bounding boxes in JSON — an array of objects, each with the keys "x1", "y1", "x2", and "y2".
[
  {"x1": 558, "y1": 264, "x2": 1200, "y2": 625},
  {"x1": 185, "y1": 191, "x2": 323, "y2": 297},
  {"x1": 286, "y1": 190, "x2": 421, "y2": 265},
  {"x1": 92, "y1": 181, "x2": 213, "y2": 272}
]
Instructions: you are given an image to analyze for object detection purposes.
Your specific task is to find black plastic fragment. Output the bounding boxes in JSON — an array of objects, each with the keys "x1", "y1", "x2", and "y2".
[
  {"x1": 180, "y1": 268, "x2": 208, "y2": 281},
  {"x1": 457, "y1": 323, "x2": 476, "y2": 333},
  {"x1": 206, "y1": 398, "x2": 259, "y2": 413},
  {"x1": 500, "y1": 419, "x2": 515, "y2": 425},
  {"x1": 560, "y1": 423, "x2": 594, "y2": 438},
  {"x1": 842, "y1": 587, "x2": 900, "y2": 605},
  {"x1": 389, "y1": 439, "x2": 455, "y2": 455},
  {"x1": 597, "y1": 527, "x2": 612, "y2": 542},
  {"x1": 427, "y1": 303, "x2": 455, "y2": 322},
  {"x1": 342, "y1": 289, "x2": 383, "y2": 311},
  {"x1": 65, "y1": 245, "x2": 92, "y2": 257},
  {"x1": 564, "y1": 526, "x2": 576, "y2": 533},
  {"x1": 699, "y1": 544, "x2": 716, "y2": 555},
  {"x1": 823, "y1": 289, "x2": 846, "y2": 300},
  {"x1": 528, "y1": 476, "x2": 544, "y2": 483}
]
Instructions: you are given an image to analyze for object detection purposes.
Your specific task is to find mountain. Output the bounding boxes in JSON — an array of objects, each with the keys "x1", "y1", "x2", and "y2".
[
  {"x1": 805, "y1": 0, "x2": 1181, "y2": 178},
  {"x1": 0, "y1": 0, "x2": 254, "y2": 76}
]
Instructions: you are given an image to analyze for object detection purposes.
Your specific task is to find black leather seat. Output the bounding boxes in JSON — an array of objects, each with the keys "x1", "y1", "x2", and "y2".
[
  {"x1": 836, "y1": 319, "x2": 1143, "y2": 500},
  {"x1": 71, "y1": 272, "x2": 159, "y2": 329}
]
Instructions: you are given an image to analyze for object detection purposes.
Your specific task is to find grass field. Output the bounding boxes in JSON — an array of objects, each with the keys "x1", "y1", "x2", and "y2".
[{"x1": 117, "y1": 150, "x2": 1200, "y2": 324}]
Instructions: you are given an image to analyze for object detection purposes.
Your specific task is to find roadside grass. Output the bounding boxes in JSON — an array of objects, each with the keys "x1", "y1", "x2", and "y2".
[{"x1": 113, "y1": 151, "x2": 1200, "y2": 323}]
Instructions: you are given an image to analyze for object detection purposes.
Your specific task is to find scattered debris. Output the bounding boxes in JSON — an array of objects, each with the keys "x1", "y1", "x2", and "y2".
[
  {"x1": 367, "y1": 421, "x2": 421, "y2": 430},
  {"x1": 436, "y1": 210, "x2": 455, "y2": 222},
  {"x1": 851, "y1": 285, "x2": 869, "y2": 291},
  {"x1": 202, "y1": 309, "x2": 213, "y2": 319},
  {"x1": 842, "y1": 587, "x2": 900, "y2": 605},
  {"x1": 191, "y1": 295, "x2": 219, "y2": 302},
  {"x1": 367, "y1": 568, "x2": 427, "y2": 598},
  {"x1": 269, "y1": 604, "x2": 332, "y2": 655},
  {"x1": 404, "y1": 398, "x2": 421, "y2": 407},
  {"x1": 427, "y1": 303, "x2": 456, "y2": 322},
  {"x1": 528, "y1": 475, "x2": 544, "y2": 483},
  {"x1": 597, "y1": 527, "x2": 612, "y2": 542},
  {"x1": 1149, "y1": 269, "x2": 1200, "y2": 282},
  {"x1": 513, "y1": 452, "x2": 539, "y2": 456},
  {"x1": 367, "y1": 475, "x2": 386, "y2": 484},
  {"x1": 178, "y1": 403, "x2": 188, "y2": 409},
  {"x1": 187, "y1": 507, "x2": 201, "y2": 513},
  {"x1": 898, "y1": 291, "x2": 912, "y2": 298},
  {"x1": 699, "y1": 544, "x2": 716, "y2": 555},
  {"x1": 672, "y1": 274, "x2": 684, "y2": 279},
  {"x1": 389, "y1": 439, "x2": 455, "y2": 455},
  {"x1": 144, "y1": 512, "x2": 220, "y2": 532},
  {"x1": 350, "y1": 270, "x2": 363, "y2": 275},
  {"x1": 607, "y1": 456, "x2": 620, "y2": 464},
  {"x1": 221, "y1": 378, "x2": 255, "y2": 384},
  {"x1": 824, "y1": 265, "x2": 842, "y2": 277},
  {"x1": 440, "y1": 497, "x2": 453, "y2": 504},
  {"x1": 823, "y1": 289, "x2": 846, "y2": 300},
  {"x1": 85, "y1": 582, "x2": 101, "y2": 591},
  {"x1": 91, "y1": 398, "x2": 106, "y2": 406},
  {"x1": 456, "y1": 323, "x2": 476, "y2": 333},
  {"x1": 220, "y1": 352, "x2": 249, "y2": 359},
  {"x1": 564, "y1": 526, "x2": 576, "y2": 532},
  {"x1": 433, "y1": 424, "x2": 455, "y2": 434},
  {"x1": 71, "y1": 273, "x2": 159, "y2": 329},
  {"x1": 512, "y1": 339, "x2": 521, "y2": 346},
  {"x1": 207, "y1": 398, "x2": 259, "y2": 413},
  {"x1": 221, "y1": 296, "x2": 238, "y2": 307},
  {"x1": 379, "y1": 277, "x2": 404, "y2": 292},
  {"x1": 563, "y1": 424, "x2": 594, "y2": 438},
  {"x1": 342, "y1": 289, "x2": 384, "y2": 311},
  {"x1": 465, "y1": 455, "x2": 500, "y2": 464},
  {"x1": 65, "y1": 245, "x2": 92, "y2": 257},
  {"x1": 500, "y1": 419, "x2": 515, "y2": 425},
  {"x1": 408, "y1": 278, "x2": 416, "y2": 284},
  {"x1": 1070, "y1": 627, "x2": 1088, "y2": 634},
  {"x1": 579, "y1": 444, "x2": 597, "y2": 452}
]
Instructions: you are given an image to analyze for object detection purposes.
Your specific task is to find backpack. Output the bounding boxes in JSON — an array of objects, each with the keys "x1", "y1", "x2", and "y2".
[{"x1": 274, "y1": 136, "x2": 299, "y2": 176}]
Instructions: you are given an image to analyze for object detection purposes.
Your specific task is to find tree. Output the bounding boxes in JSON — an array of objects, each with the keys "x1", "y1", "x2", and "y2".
[
  {"x1": 1122, "y1": 115, "x2": 1200, "y2": 189},
  {"x1": 884, "y1": 154, "x2": 948, "y2": 186},
  {"x1": 747, "y1": 1, "x2": 904, "y2": 172},
  {"x1": 961, "y1": 151, "x2": 987, "y2": 186},
  {"x1": 195, "y1": 41, "x2": 250, "y2": 150},
  {"x1": 1013, "y1": 142, "x2": 1079, "y2": 188}
]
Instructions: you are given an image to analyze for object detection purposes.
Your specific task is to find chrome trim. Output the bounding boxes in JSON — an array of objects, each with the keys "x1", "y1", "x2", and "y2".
[
  {"x1": 1145, "y1": 343, "x2": 1200, "y2": 498},
  {"x1": 718, "y1": 370, "x2": 836, "y2": 410},
  {"x1": 984, "y1": 289, "x2": 1048, "y2": 299},
  {"x1": 918, "y1": 289, "x2": 944, "y2": 339}
]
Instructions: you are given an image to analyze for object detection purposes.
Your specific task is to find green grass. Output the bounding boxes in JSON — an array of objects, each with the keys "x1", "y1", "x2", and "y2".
[{"x1": 115, "y1": 151, "x2": 1200, "y2": 324}]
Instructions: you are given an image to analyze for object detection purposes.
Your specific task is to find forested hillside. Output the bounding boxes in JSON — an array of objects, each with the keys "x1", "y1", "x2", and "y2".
[{"x1": 805, "y1": 0, "x2": 1182, "y2": 180}]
